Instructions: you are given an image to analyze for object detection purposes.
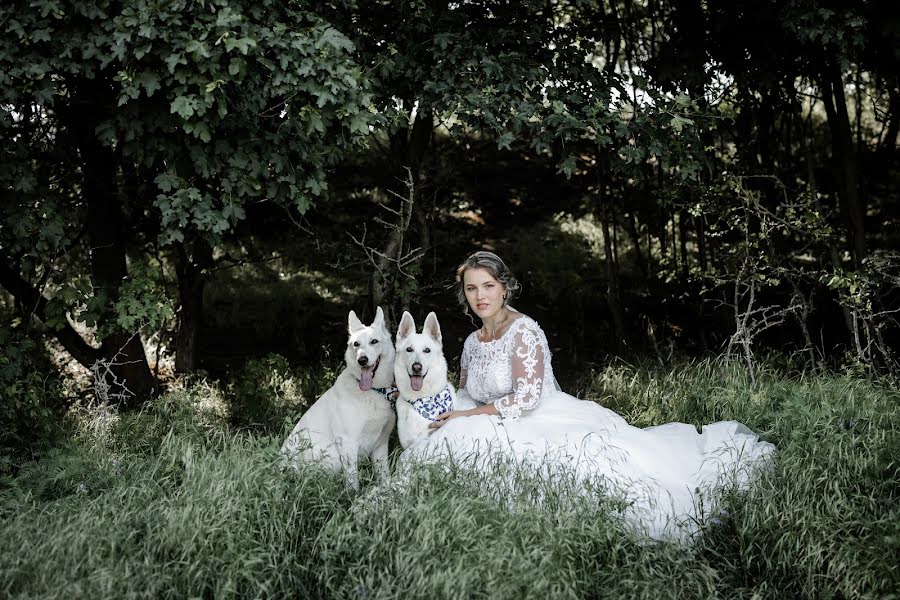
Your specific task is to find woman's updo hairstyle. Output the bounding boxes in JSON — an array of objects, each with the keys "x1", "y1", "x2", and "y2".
[{"x1": 455, "y1": 251, "x2": 521, "y2": 315}]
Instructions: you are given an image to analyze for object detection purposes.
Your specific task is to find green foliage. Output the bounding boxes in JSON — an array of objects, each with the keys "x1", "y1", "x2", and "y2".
[
  {"x1": 0, "y1": 326, "x2": 63, "y2": 472},
  {"x1": 1, "y1": 0, "x2": 897, "y2": 408},
  {"x1": 109, "y1": 263, "x2": 175, "y2": 335},
  {"x1": 225, "y1": 353, "x2": 323, "y2": 432},
  {"x1": 1, "y1": 0, "x2": 373, "y2": 247},
  {"x1": 42, "y1": 276, "x2": 93, "y2": 332},
  {"x1": 40, "y1": 261, "x2": 174, "y2": 344},
  {"x1": 506, "y1": 214, "x2": 607, "y2": 310},
  {"x1": 113, "y1": 0, "x2": 372, "y2": 243},
  {"x1": 340, "y1": 1, "x2": 706, "y2": 180},
  {"x1": 827, "y1": 251, "x2": 900, "y2": 374},
  {"x1": 44, "y1": 262, "x2": 175, "y2": 338},
  {"x1": 0, "y1": 0, "x2": 373, "y2": 360},
  {"x1": 784, "y1": 0, "x2": 868, "y2": 69}
]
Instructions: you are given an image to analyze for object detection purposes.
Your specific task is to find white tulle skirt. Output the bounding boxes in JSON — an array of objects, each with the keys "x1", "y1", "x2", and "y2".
[{"x1": 399, "y1": 390, "x2": 775, "y2": 541}]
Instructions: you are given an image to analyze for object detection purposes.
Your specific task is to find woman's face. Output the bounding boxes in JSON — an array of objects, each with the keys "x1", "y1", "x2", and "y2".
[{"x1": 463, "y1": 267, "x2": 506, "y2": 321}]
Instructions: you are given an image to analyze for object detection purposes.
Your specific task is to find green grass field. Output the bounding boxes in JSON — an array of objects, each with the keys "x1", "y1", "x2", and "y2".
[{"x1": 2, "y1": 359, "x2": 898, "y2": 599}]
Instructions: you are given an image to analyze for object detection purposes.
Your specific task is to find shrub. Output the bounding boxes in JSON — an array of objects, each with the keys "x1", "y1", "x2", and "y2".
[
  {"x1": 0, "y1": 326, "x2": 64, "y2": 473},
  {"x1": 224, "y1": 353, "x2": 312, "y2": 432}
]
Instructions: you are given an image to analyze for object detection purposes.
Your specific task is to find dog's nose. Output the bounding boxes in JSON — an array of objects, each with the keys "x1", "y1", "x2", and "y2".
[
  {"x1": 411, "y1": 362, "x2": 422, "y2": 374},
  {"x1": 358, "y1": 356, "x2": 369, "y2": 366}
]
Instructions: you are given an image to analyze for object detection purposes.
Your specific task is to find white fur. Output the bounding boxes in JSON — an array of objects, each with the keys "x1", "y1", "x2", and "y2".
[
  {"x1": 393, "y1": 311, "x2": 476, "y2": 448},
  {"x1": 280, "y1": 306, "x2": 395, "y2": 488}
]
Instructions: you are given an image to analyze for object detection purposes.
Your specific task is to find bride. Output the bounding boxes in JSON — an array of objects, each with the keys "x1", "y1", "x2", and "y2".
[{"x1": 400, "y1": 251, "x2": 775, "y2": 541}]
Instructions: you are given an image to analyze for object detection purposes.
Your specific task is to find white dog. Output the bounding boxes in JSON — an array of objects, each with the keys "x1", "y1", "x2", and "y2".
[
  {"x1": 280, "y1": 306, "x2": 396, "y2": 488},
  {"x1": 394, "y1": 311, "x2": 476, "y2": 449}
]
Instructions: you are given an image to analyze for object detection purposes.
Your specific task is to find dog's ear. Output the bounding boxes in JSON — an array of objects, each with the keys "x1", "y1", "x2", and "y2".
[
  {"x1": 424, "y1": 311, "x2": 442, "y2": 346},
  {"x1": 372, "y1": 306, "x2": 385, "y2": 328},
  {"x1": 348, "y1": 310, "x2": 365, "y2": 333},
  {"x1": 397, "y1": 311, "x2": 416, "y2": 342}
]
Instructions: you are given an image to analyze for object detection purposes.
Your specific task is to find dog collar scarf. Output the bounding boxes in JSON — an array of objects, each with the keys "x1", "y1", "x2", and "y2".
[
  {"x1": 405, "y1": 385, "x2": 454, "y2": 421},
  {"x1": 373, "y1": 386, "x2": 398, "y2": 410}
]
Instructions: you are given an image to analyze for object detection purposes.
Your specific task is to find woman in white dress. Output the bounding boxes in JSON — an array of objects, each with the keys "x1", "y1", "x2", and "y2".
[{"x1": 401, "y1": 251, "x2": 775, "y2": 541}]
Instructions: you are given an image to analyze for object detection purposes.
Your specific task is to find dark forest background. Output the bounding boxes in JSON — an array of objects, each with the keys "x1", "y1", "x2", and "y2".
[{"x1": 2, "y1": 0, "x2": 898, "y2": 432}]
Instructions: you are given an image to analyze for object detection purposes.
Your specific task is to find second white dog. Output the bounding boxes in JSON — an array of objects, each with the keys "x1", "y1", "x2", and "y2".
[{"x1": 394, "y1": 311, "x2": 476, "y2": 448}]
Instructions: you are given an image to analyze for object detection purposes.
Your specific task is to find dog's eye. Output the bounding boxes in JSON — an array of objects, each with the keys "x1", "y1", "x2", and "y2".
[
  {"x1": 371, "y1": 339, "x2": 379, "y2": 345},
  {"x1": 424, "y1": 348, "x2": 431, "y2": 353},
  {"x1": 353, "y1": 341, "x2": 360, "y2": 347},
  {"x1": 406, "y1": 347, "x2": 413, "y2": 352}
]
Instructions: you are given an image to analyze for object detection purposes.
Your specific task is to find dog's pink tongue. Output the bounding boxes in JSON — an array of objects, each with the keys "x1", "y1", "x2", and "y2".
[
  {"x1": 410, "y1": 375, "x2": 424, "y2": 392},
  {"x1": 359, "y1": 366, "x2": 375, "y2": 391}
]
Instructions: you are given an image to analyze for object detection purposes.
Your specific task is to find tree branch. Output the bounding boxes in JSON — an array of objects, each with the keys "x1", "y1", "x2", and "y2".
[{"x1": 0, "y1": 259, "x2": 100, "y2": 368}]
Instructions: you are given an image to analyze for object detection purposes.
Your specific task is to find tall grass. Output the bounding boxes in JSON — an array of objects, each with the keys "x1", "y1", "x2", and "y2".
[{"x1": 2, "y1": 358, "x2": 897, "y2": 599}]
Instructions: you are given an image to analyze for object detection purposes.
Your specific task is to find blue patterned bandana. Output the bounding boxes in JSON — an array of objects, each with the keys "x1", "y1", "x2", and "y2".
[
  {"x1": 373, "y1": 386, "x2": 399, "y2": 410},
  {"x1": 405, "y1": 385, "x2": 454, "y2": 421}
]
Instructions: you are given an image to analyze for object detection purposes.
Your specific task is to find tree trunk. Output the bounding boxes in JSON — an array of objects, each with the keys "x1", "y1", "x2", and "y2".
[
  {"x1": 804, "y1": 111, "x2": 855, "y2": 339},
  {"x1": 670, "y1": 213, "x2": 678, "y2": 272},
  {"x1": 611, "y1": 205, "x2": 620, "y2": 267},
  {"x1": 879, "y1": 87, "x2": 899, "y2": 156},
  {"x1": 820, "y1": 63, "x2": 866, "y2": 263},
  {"x1": 678, "y1": 210, "x2": 689, "y2": 277},
  {"x1": 695, "y1": 214, "x2": 708, "y2": 273},
  {"x1": 600, "y1": 202, "x2": 626, "y2": 352},
  {"x1": 370, "y1": 106, "x2": 434, "y2": 320},
  {"x1": 624, "y1": 211, "x2": 648, "y2": 277},
  {"x1": 174, "y1": 236, "x2": 214, "y2": 373},
  {"x1": 69, "y1": 77, "x2": 155, "y2": 405}
]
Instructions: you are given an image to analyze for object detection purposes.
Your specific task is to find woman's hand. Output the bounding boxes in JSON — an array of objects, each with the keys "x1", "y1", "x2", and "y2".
[
  {"x1": 429, "y1": 409, "x2": 469, "y2": 430},
  {"x1": 429, "y1": 403, "x2": 499, "y2": 430}
]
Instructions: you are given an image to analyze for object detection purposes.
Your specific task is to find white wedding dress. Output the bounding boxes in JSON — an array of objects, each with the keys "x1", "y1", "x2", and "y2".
[{"x1": 400, "y1": 316, "x2": 775, "y2": 541}]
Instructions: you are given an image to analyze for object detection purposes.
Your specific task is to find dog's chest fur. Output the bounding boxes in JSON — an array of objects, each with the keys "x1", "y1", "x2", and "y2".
[{"x1": 353, "y1": 393, "x2": 395, "y2": 453}]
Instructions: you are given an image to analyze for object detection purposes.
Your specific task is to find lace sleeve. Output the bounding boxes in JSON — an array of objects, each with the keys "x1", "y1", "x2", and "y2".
[
  {"x1": 460, "y1": 335, "x2": 472, "y2": 370},
  {"x1": 457, "y1": 338, "x2": 474, "y2": 404},
  {"x1": 496, "y1": 322, "x2": 544, "y2": 419},
  {"x1": 456, "y1": 367, "x2": 475, "y2": 405},
  {"x1": 459, "y1": 368, "x2": 468, "y2": 389}
]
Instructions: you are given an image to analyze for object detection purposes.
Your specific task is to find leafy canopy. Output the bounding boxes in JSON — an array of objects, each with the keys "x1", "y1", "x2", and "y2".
[{"x1": 1, "y1": 0, "x2": 374, "y2": 250}]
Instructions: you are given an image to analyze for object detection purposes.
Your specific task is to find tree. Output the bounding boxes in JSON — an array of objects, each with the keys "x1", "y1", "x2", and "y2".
[{"x1": 0, "y1": 0, "x2": 372, "y2": 403}]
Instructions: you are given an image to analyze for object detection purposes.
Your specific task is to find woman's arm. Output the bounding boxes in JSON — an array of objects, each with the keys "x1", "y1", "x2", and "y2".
[
  {"x1": 429, "y1": 401, "x2": 498, "y2": 429},
  {"x1": 493, "y1": 324, "x2": 544, "y2": 419}
]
